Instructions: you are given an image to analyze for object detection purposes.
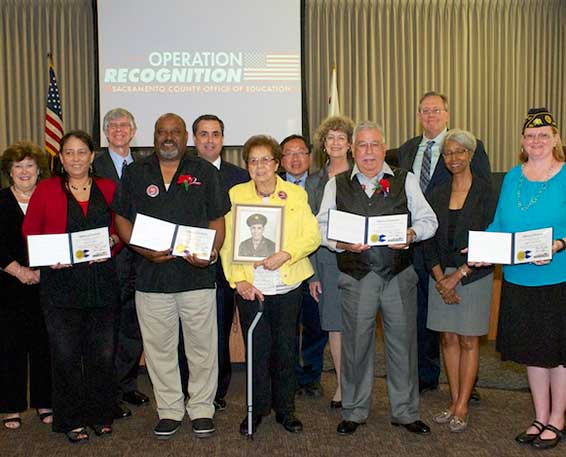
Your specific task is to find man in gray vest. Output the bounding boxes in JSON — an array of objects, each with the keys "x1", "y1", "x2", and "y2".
[{"x1": 317, "y1": 121, "x2": 437, "y2": 436}]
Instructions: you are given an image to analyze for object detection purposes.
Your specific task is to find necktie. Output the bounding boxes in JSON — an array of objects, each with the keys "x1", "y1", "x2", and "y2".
[
  {"x1": 120, "y1": 159, "x2": 127, "y2": 178},
  {"x1": 293, "y1": 179, "x2": 301, "y2": 186},
  {"x1": 419, "y1": 140, "x2": 434, "y2": 191}
]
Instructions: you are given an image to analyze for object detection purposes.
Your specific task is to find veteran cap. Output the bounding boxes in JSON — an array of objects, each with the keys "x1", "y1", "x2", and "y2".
[
  {"x1": 522, "y1": 107, "x2": 558, "y2": 133},
  {"x1": 247, "y1": 213, "x2": 267, "y2": 226}
]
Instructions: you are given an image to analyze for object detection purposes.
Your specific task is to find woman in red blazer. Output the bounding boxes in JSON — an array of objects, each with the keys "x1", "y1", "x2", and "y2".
[{"x1": 23, "y1": 131, "x2": 120, "y2": 443}]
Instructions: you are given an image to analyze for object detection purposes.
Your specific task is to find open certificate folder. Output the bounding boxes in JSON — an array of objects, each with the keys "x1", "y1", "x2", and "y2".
[
  {"x1": 467, "y1": 227, "x2": 553, "y2": 265},
  {"x1": 28, "y1": 227, "x2": 111, "y2": 267},
  {"x1": 130, "y1": 213, "x2": 216, "y2": 260},
  {"x1": 327, "y1": 210, "x2": 408, "y2": 246}
]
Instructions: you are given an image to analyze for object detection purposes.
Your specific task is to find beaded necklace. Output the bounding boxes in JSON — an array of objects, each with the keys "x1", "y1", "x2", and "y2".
[{"x1": 516, "y1": 164, "x2": 554, "y2": 212}]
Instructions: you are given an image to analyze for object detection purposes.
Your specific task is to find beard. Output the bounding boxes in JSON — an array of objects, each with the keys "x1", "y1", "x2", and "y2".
[{"x1": 158, "y1": 146, "x2": 180, "y2": 160}]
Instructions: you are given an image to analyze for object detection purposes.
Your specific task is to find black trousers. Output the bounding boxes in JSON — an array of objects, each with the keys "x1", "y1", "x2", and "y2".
[
  {"x1": 43, "y1": 305, "x2": 115, "y2": 433},
  {"x1": 237, "y1": 287, "x2": 302, "y2": 417},
  {"x1": 114, "y1": 248, "x2": 144, "y2": 395},
  {"x1": 0, "y1": 289, "x2": 51, "y2": 413}
]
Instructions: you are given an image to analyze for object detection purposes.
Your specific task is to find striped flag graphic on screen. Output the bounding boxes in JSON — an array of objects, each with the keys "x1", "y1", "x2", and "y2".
[
  {"x1": 244, "y1": 53, "x2": 300, "y2": 81},
  {"x1": 45, "y1": 54, "x2": 64, "y2": 158}
]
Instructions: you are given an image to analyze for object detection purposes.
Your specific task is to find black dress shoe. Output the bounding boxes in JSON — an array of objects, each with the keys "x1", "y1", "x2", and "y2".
[
  {"x1": 214, "y1": 398, "x2": 227, "y2": 411},
  {"x1": 296, "y1": 381, "x2": 324, "y2": 398},
  {"x1": 531, "y1": 424, "x2": 565, "y2": 450},
  {"x1": 275, "y1": 413, "x2": 303, "y2": 433},
  {"x1": 239, "y1": 415, "x2": 262, "y2": 435},
  {"x1": 337, "y1": 420, "x2": 364, "y2": 435},
  {"x1": 330, "y1": 401, "x2": 342, "y2": 409},
  {"x1": 123, "y1": 390, "x2": 149, "y2": 406},
  {"x1": 112, "y1": 402, "x2": 132, "y2": 419},
  {"x1": 391, "y1": 420, "x2": 431, "y2": 435},
  {"x1": 418, "y1": 382, "x2": 438, "y2": 394}
]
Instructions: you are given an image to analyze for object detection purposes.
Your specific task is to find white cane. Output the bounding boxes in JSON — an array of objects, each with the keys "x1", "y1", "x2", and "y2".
[{"x1": 245, "y1": 298, "x2": 264, "y2": 439}]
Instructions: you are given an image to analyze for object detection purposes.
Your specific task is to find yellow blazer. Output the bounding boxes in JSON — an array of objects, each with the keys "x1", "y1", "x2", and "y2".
[{"x1": 221, "y1": 176, "x2": 320, "y2": 289}]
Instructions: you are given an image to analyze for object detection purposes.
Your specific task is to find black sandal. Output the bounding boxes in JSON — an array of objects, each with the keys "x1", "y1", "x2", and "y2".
[
  {"x1": 66, "y1": 427, "x2": 89, "y2": 444},
  {"x1": 515, "y1": 420, "x2": 545, "y2": 444},
  {"x1": 92, "y1": 424, "x2": 112, "y2": 436},
  {"x1": 2, "y1": 417, "x2": 22, "y2": 430},
  {"x1": 36, "y1": 409, "x2": 53, "y2": 424},
  {"x1": 532, "y1": 424, "x2": 565, "y2": 450}
]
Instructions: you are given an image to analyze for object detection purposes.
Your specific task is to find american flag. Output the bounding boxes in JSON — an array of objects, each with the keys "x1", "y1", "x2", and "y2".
[
  {"x1": 244, "y1": 53, "x2": 300, "y2": 81},
  {"x1": 45, "y1": 54, "x2": 64, "y2": 158}
]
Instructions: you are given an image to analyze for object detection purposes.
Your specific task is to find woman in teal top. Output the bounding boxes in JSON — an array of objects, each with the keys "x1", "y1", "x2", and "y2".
[{"x1": 487, "y1": 108, "x2": 566, "y2": 450}]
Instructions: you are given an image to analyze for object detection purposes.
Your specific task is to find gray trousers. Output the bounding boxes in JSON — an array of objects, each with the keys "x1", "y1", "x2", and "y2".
[{"x1": 339, "y1": 267, "x2": 420, "y2": 424}]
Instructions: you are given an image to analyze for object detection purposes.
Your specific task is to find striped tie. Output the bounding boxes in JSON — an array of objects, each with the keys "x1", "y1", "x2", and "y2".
[{"x1": 419, "y1": 140, "x2": 435, "y2": 191}]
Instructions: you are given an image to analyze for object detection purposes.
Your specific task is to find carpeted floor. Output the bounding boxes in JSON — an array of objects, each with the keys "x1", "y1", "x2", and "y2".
[{"x1": 2, "y1": 341, "x2": 562, "y2": 457}]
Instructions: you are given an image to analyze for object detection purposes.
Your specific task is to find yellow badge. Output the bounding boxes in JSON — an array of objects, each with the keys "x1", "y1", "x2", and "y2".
[
  {"x1": 370, "y1": 234, "x2": 379, "y2": 243},
  {"x1": 75, "y1": 250, "x2": 84, "y2": 259},
  {"x1": 516, "y1": 251, "x2": 526, "y2": 261}
]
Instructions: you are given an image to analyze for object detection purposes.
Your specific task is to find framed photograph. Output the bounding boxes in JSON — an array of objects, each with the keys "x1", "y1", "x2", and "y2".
[{"x1": 232, "y1": 204, "x2": 284, "y2": 263}]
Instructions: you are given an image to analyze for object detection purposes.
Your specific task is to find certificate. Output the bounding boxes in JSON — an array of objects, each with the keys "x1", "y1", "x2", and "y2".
[
  {"x1": 27, "y1": 227, "x2": 111, "y2": 267},
  {"x1": 70, "y1": 227, "x2": 111, "y2": 264},
  {"x1": 468, "y1": 227, "x2": 553, "y2": 264},
  {"x1": 513, "y1": 227, "x2": 553, "y2": 264},
  {"x1": 327, "y1": 209, "x2": 408, "y2": 245},
  {"x1": 172, "y1": 226, "x2": 216, "y2": 260},
  {"x1": 130, "y1": 213, "x2": 177, "y2": 251},
  {"x1": 28, "y1": 234, "x2": 72, "y2": 267},
  {"x1": 366, "y1": 214, "x2": 408, "y2": 246},
  {"x1": 467, "y1": 231, "x2": 513, "y2": 264}
]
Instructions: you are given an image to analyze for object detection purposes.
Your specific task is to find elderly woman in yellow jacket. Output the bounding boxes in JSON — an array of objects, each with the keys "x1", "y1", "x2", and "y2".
[{"x1": 221, "y1": 135, "x2": 320, "y2": 436}]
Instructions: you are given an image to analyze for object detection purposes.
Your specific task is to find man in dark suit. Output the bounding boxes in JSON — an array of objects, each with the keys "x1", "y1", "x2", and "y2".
[
  {"x1": 178, "y1": 114, "x2": 249, "y2": 410},
  {"x1": 386, "y1": 91, "x2": 491, "y2": 395},
  {"x1": 93, "y1": 108, "x2": 149, "y2": 419},
  {"x1": 280, "y1": 134, "x2": 328, "y2": 398}
]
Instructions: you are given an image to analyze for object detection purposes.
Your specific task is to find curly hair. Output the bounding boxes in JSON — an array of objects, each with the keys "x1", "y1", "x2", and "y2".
[
  {"x1": 1, "y1": 141, "x2": 50, "y2": 181},
  {"x1": 314, "y1": 116, "x2": 355, "y2": 155}
]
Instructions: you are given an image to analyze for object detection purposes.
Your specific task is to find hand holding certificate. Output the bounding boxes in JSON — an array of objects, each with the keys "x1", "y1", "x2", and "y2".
[
  {"x1": 468, "y1": 228, "x2": 553, "y2": 265},
  {"x1": 327, "y1": 209, "x2": 408, "y2": 247},
  {"x1": 28, "y1": 227, "x2": 111, "y2": 267},
  {"x1": 130, "y1": 213, "x2": 216, "y2": 263}
]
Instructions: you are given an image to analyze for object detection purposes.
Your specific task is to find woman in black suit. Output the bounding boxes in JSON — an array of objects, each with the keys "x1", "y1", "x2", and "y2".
[
  {"x1": 424, "y1": 129, "x2": 496, "y2": 432},
  {"x1": 0, "y1": 142, "x2": 52, "y2": 430}
]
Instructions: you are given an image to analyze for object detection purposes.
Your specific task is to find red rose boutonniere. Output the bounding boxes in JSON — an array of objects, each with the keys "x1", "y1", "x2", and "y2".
[
  {"x1": 375, "y1": 178, "x2": 390, "y2": 197},
  {"x1": 278, "y1": 190, "x2": 287, "y2": 200},
  {"x1": 177, "y1": 174, "x2": 202, "y2": 191}
]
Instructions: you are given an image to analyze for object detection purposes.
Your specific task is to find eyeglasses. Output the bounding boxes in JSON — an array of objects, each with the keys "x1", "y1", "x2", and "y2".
[
  {"x1": 355, "y1": 141, "x2": 385, "y2": 152},
  {"x1": 107, "y1": 122, "x2": 131, "y2": 130},
  {"x1": 523, "y1": 133, "x2": 552, "y2": 142},
  {"x1": 247, "y1": 156, "x2": 276, "y2": 167},
  {"x1": 442, "y1": 148, "x2": 469, "y2": 159},
  {"x1": 281, "y1": 151, "x2": 310, "y2": 158},
  {"x1": 419, "y1": 108, "x2": 447, "y2": 116}
]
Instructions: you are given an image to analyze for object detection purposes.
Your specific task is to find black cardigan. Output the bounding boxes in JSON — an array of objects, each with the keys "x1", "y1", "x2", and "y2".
[{"x1": 423, "y1": 175, "x2": 496, "y2": 285}]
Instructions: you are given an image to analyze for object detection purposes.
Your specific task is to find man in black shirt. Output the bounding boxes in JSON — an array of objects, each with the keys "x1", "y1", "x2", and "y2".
[{"x1": 112, "y1": 113, "x2": 229, "y2": 439}]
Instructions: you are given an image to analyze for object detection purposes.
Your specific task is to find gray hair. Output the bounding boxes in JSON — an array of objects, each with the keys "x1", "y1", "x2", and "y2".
[
  {"x1": 443, "y1": 129, "x2": 477, "y2": 153},
  {"x1": 103, "y1": 108, "x2": 137, "y2": 131},
  {"x1": 353, "y1": 121, "x2": 386, "y2": 144},
  {"x1": 418, "y1": 91, "x2": 449, "y2": 112}
]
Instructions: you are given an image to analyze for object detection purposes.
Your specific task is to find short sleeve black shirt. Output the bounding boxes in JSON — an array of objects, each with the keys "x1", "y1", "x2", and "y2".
[{"x1": 112, "y1": 153, "x2": 230, "y2": 293}]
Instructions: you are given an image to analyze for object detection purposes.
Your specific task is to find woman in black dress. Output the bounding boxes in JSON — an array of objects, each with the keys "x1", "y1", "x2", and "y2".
[{"x1": 0, "y1": 142, "x2": 52, "y2": 430}]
